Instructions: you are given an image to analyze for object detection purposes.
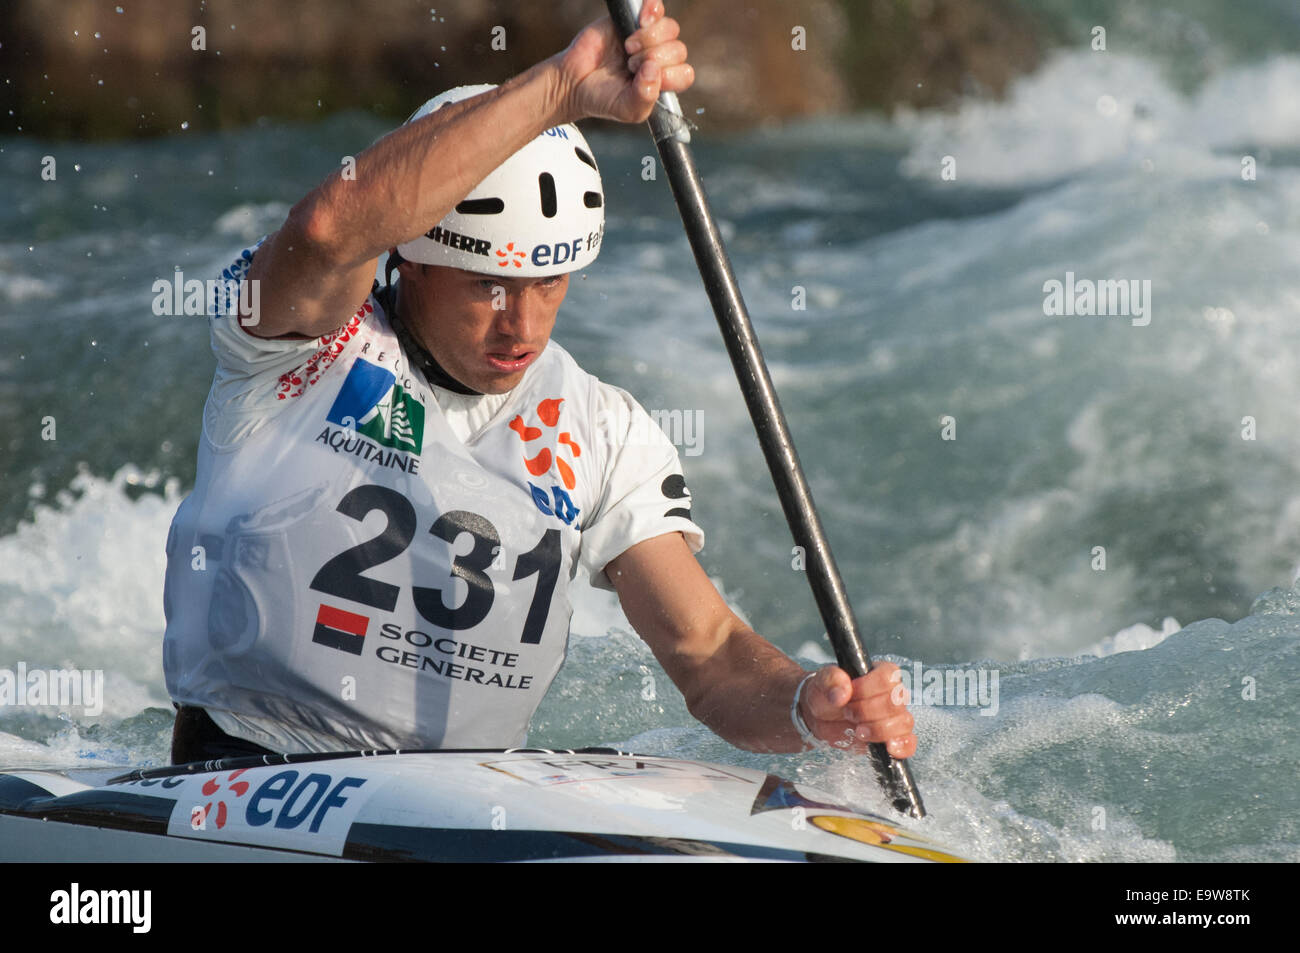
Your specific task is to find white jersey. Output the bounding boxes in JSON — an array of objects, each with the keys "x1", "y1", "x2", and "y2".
[{"x1": 163, "y1": 245, "x2": 704, "y2": 753}]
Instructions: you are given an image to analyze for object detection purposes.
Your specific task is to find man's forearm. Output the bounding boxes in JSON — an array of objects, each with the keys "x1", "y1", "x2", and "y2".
[
  {"x1": 674, "y1": 625, "x2": 812, "y2": 753},
  {"x1": 303, "y1": 58, "x2": 571, "y2": 268},
  {"x1": 608, "y1": 534, "x2": 818, "y2": 754}
]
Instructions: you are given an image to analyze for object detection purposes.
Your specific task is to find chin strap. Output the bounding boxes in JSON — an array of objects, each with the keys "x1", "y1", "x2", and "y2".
[{"x1": 382, "y1": 252, "x2": 482, "y2": 397}]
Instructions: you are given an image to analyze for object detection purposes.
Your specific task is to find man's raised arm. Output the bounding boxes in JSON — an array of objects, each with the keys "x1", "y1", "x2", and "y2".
[{"x1": 245, "y1": 0, "x2": 692, "y2": 339}]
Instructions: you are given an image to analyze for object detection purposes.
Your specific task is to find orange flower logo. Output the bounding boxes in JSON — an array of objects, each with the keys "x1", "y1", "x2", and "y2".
[
  {"x1": 193, "y1": 769, "x2": 251, "y2": 830},
  {"x1": 509, "y1": 397, "x2": 581, "y2": 491},
  {"x1": 496, "y1": 242, "x2": 527, "y2": 268}
]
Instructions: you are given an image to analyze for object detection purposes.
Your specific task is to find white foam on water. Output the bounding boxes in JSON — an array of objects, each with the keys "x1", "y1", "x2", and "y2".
[
  {"x1": 794, "y1": 640, "x2": 834, "y2": 665},
  {"x1": 0, "y1": 274, "x2": 57, "y2": 304},
  {"x1": 899, "y1": 52, "x2": 1300, "y2": 188},
  {"x1": 1083, "y1": 616, "x2": 1181, "y2": 657},
  {"x1": 0, "y1": 466, "x2": 175, "y2": 724},
  {"x1": 1186, "y1": 57, "x2": 1300, "y2": 149},
  {"x1": 212, "y1": 201, "x2": 291, "y2": 243}
]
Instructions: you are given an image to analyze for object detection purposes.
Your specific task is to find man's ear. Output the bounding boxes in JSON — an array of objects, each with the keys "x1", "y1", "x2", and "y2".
[{"x1": 387, "y1": 249, "x2": 428, "y2": 284}]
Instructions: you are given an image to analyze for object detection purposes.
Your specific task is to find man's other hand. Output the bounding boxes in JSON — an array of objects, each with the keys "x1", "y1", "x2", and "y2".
[
  {"x1": 800, "y1": 663, "x2": 918, "y2": 758},
  {"x1": 553, "y1": 0, "x2": 694, "y2": 125}
]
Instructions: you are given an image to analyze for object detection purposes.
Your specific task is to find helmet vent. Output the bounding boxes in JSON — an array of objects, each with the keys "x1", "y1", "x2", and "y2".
[
  {"x1": 455, "y1": 198, "x2": 505, "y2": 215},
  {"x1": 583, "y1": 191, "x2": 603, "y2": 209},
  {"x1": 574, "y1": 147, "x2": 598, "y2": 170},
  {"x1": 538, "y1": 173, "x2": 558, "y2": 218}
]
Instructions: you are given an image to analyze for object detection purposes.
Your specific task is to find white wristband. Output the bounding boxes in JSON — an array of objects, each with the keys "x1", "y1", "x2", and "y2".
[{"x1": 790, "y1": 672, "x2": 821, "y2": 750}]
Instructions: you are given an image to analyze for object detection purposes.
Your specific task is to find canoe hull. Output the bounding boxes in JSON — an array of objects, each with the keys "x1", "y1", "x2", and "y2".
[{"x1": 0, "y1": 749, "x2": 964, "y2": 863}]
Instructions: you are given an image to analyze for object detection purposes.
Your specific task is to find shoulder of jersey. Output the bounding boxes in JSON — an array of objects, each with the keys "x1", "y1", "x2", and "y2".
[{"x1": 537, "y1": 340, "x2": 627, "y2": 404}]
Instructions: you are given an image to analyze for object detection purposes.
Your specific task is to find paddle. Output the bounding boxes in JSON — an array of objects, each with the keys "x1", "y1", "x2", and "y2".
[{"x1": 604, "y1": 0, "x2": 926, "y2": 818}]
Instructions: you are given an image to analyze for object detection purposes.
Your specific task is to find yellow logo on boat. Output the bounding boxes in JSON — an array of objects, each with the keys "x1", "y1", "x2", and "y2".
[{"x1": 810, "y1": 815, "x2": 969, "y2": 863}]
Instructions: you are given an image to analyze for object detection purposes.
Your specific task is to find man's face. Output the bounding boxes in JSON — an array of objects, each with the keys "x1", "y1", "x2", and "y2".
[{"x1": 397, "y1": 263, "x2": 569, "y2": 395}]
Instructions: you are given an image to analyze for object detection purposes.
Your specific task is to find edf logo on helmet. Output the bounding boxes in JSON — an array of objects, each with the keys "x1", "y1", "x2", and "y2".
[{"x1": 530, "y1": 224, "x2": 604, "y2": 268}]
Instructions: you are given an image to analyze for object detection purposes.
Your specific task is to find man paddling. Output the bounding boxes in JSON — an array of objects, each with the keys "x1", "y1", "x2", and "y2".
[{"x1": 163, "y1": 0, "x2": 916, "y2": 765}]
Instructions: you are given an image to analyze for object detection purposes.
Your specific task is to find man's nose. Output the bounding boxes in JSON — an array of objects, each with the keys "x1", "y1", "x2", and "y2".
[{"x1": 493, "y1": 286, "x2": 543, "y2": 338}]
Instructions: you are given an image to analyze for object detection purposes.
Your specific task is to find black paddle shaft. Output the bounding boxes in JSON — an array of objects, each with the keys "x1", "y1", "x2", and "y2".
[{"x1": 603, "y1": 0, "x2": 925, "y2": 819}]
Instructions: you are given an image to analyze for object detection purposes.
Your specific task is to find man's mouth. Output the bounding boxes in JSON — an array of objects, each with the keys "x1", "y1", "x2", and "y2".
[{"x1": 485, "y1": 351, "x2": 535, "y2": 373}]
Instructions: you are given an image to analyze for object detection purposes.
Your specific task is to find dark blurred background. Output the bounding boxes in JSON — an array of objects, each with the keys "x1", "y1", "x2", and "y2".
[{"x1": 2, "y1": 0, "x2": 1052, "y2": 138}]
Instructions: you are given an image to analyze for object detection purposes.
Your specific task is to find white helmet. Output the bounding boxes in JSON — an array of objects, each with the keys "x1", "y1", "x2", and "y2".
[{"x1": 396, "y1": 84, "x2": 605, "y2": 277}]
